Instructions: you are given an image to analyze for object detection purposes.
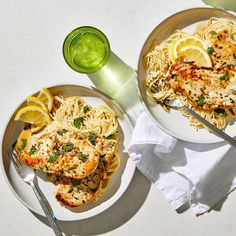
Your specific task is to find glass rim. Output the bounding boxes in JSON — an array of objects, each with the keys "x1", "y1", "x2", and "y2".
[{"x1": 63, "y1": 26, "x2": 111, "y2": 74}]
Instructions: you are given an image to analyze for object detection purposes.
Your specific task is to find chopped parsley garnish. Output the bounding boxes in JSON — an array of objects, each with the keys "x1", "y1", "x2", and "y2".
[
  {"x1": 171, "y1": 73, "x2": 176, "y2": 79},
  {"x1": 63, "y1": 144, "x2": 74, "y2": 152},
  {"x1": 88, "y1": 133, "x2": 97, "y2": 146},
  {"x1": 48, "y1": 150, "x2": 60, "y2": 163},
  {"x1": 67, "y1": 165, "x2": 77, "y2": 171},
  {"x1": 67, "y1": 187, "x2": 74, "y2": 193},
  {"x1": 77, "y1": 188, "x2": 81, "y2": 193},
  {"x1": 83, "y1": 105, "x2": 90, "y2": 113},
  {"x1": 74, "y1": 117, "x2": 84, "y2": 128},
  {"x1": 71, "y1": 179, "x2": 81, "y2": 186},
  {"x1": 105, "y1": 134, "x2": 116, "y2": 140},
  {"x1": 220, "y1": 73, "x2": 228, "y2": 81},
  {"x1": 21, "y1": 139, "x2": 27, "y2": 150},
  {"x1": 79, "y1": 153, "x2": 88, "y2": 162},
  {"x1": 90, "y1": 188, "x2": 98, "y2": 193},
  {"x1": 57, "y1": 129, "x2": 68, "y2": 136},
  {"x1": 215, "y1": 108, "x2": 226, "y2": 116},
  {"x1": 207, "y1": 47, "x2": 214, "y2": 54},
  {"x1": 210, "y1": 31, "x2": 217, "y2": 36},
  {"x1": 28, "y1": 145, "x2": 36, "y2": 156},
  {"x1": 197, "y1": 95, "x2": 204, "y2": 106}
]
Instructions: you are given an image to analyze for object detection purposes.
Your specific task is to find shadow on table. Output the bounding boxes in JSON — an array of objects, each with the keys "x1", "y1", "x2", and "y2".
[{"x1": 31, "y1": 169, "x2": 151, "y2": 236}]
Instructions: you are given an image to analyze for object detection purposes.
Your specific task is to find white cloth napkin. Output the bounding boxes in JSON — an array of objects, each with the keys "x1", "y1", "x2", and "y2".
[{"x1": 128, "y1": 112, "x2": 236, "y2": 215}]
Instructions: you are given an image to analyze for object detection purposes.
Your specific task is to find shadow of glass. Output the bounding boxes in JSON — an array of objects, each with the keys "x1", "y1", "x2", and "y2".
[{"x1": 31, "y1": 169, "x2": 151, "y2": 235}]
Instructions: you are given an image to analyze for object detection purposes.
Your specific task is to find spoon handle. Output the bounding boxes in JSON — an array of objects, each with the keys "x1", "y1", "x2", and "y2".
[{"x1": 183, "y1": 105, "x2": 236, "y2": 147}]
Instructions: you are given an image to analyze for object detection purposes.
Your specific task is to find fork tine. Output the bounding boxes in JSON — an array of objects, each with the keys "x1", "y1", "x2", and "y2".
[
  {"x1": 7, "y1": 149, "x2": 20, "y2": 169},
  {"x1": 14, "y1": 148, "x2": 21, "y2": 157},
  {"x1": 12, "y1": 149, "x2": 23, "y2": 167}
]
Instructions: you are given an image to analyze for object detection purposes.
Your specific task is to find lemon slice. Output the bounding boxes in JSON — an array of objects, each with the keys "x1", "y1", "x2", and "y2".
[
  {"x1": 172, "y1": 35, "x2": 206, "y2": 61},
  {"x1": 178, "y1": 45, "x2": 212, "y2": 67},
  {"x1": 31, "y1": 124, "x2": 45, "y2": 133},
  {"x1": 14, "y1": 105, "x2": 51, "y2": 126},
  {"x1": 37, "y1": 87, "x2": 53, "y2": 112},
  {"x1": 26, "y1": 96, "x2": 48, "y2": 111}
]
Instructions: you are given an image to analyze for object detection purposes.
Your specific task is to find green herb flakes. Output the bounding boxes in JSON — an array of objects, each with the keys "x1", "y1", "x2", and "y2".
[
  {"x1": 63, "y1": 144, "x2": 74, "y2": 152},
  {"x1": 210, "y1": 31, "x2": 217, "y2": 36},
  {"x1": 71, "y1": 179, "x2": 80, "y2": 186},
  {"x1": 83, "y1": 105, "x2": 90, "y2": 113},
  {"x1": 197, "y1": 95, "x2": 204, "y2": 106},
  {"x1": 220, "y1": 73, "x2": 228, "y2": 81},
  {"x1": 67, "y1": 188, "x2": 74, "y2": 193},
  {"x1": 28, "y1": 145, "x2": 36, "y2": 156},
  {"x1": 48, "y1": 150, "x2": 60, "y2": 163},
  {"x1": 21, "y1": 139, "x2": 27, "y2": 150},
  {"x1": 67, "y1": 165, "x2": 77, "y2": 171},
  {"x1": 57, "y1": 129, "x2": 68, "y2": 136},
  {"x1": 88, "y1": 133, "x2": 97, "y2": 146},
  {"x1": 90, "y1": 188, "x2": 98, "y2": 193},
  {"x1": 74, "y1": 117, "x2": 84, "y2": 128},
  {"x1": 214, "y1": 108, "x2": 226, "y2": 116},
  {"x1": 207, "y1": 47, "x2": 214, "y2": 54},
  {"x1": 79, "y1": 153, "x2": 88, "y2": 162},
  {"x1": 105, "y1": 134, "x2": 116, "y2": 140}
]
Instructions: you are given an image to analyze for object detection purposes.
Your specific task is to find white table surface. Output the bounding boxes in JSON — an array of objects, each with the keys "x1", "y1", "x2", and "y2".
[{"x1": 1, "y1": 0, "x2": 236, "y2": 235}]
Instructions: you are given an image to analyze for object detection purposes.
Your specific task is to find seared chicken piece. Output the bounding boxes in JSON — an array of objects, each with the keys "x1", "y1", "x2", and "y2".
[
  {"x1": 49, "y1": 160, "x2": 106, "y2": 207},
  {"x1": 20, "y1": 130, "x2": 100, "y2": 179},
  {"x1": 168, "y1": 62, "x2": 236, "y2": 110},
  {"x1": 208, "y1": 30, "x2": 236, "y2": 68}
]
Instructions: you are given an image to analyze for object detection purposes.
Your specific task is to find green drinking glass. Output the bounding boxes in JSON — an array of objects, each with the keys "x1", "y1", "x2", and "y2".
[{"x1": 63, "y1": 26, "x2": 110, "y2": 74}]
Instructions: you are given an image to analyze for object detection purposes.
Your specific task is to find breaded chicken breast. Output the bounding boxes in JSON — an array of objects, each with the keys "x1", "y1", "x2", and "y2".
[
  {"x1": 168, "y1": 62, "x2": 236, "y2": 110},
  {"x1": 20, "y1": 130, "x2": 100, "y2": 179}
]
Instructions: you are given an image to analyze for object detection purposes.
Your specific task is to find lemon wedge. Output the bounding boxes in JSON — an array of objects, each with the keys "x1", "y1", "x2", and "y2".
[
  {"x1": 178, "y1": 45, "x2": 212, "y2": 67},
  {"x1": 31, "y1": 124, "x2": 45, "y2": 133},
  {"x1": 26, "y1": 96, "x2": 48, "y2": 111},
  {"x1": 37, "y1": 87, "x2": 53, "y2": 112},
  {"x1": 14, "y1": 105, "x2": 51, "y2": 126},
  {"x1": 171, "y1": 35, "x2": 206, "y2": 61}
]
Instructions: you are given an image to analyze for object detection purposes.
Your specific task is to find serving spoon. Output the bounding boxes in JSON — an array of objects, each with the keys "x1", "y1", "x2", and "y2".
[{"x1": 164, "y1": 98, "x2": 236, "y2": 147}]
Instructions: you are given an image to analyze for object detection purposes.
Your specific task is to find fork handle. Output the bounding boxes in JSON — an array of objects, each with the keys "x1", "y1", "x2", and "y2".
[
  {"x1": 183, "y1": 106, "x2": 236, "y2": 148},
  {"x1": 31, "y1": 183, "x2": 63, "y2": 236}
]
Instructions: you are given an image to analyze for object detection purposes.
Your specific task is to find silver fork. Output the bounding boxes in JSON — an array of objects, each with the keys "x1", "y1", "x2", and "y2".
[
  {"x1": 164, "y1": 98, "x2": 236, "y2": 148},
  {"x1": 7, "y1": 147, "x2": 63, "y2": 236}
]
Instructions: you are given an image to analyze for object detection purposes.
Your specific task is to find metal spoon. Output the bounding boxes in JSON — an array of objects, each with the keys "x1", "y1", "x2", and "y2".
[{"x1": 164, "y1": 98, "x2": 236, "y2": 147}]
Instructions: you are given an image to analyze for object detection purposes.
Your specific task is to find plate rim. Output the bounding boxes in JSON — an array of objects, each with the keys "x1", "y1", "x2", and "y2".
[
  {"x1": 1, "y1": 83, "x2": 136, "y2": 221},
  {"x1": 137, "y1": 7, "x2": 236, "y2": 144}
]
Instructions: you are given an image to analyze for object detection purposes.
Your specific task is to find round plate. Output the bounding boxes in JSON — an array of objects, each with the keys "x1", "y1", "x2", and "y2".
[
  {"x1": 137, "y1": 8, "x2": 236, "y2": 143},
  {"x1": 1, "y1": 84, "x2": 135, "y2": 221}
]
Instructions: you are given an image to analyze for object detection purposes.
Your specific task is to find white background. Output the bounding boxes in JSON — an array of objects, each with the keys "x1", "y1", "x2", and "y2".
[{"x1": 1, "y1": 0, "x2": 236, "y2": 235}]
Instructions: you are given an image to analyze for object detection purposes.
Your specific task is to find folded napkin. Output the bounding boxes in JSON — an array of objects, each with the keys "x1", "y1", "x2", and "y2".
[{"x1": 128, "y1": 112, "x2": 236, "y2": 215}]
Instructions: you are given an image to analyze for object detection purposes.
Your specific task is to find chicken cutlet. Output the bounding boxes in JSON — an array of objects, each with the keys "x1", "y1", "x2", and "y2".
[
  {"x1": 168, "y1": 62, "x2": 236, "y2": 110},
  {"x1": 208, "y1": 30, "x2": 236, "y2": 68},
  {"x1": 20, "y1": 130, "x2": 100, "y2": 179},
  {"x1": 49, "y1": 160, "x2": 106, "y2": 207}
]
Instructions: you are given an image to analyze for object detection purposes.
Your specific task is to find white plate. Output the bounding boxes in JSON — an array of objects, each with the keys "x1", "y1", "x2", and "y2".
[
  {"x1": 1, "y1": 84, "x2": 135, "y2": 221},
  {"x1": 137, "y1": 8, "x2": 236, "y2": 143}
]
